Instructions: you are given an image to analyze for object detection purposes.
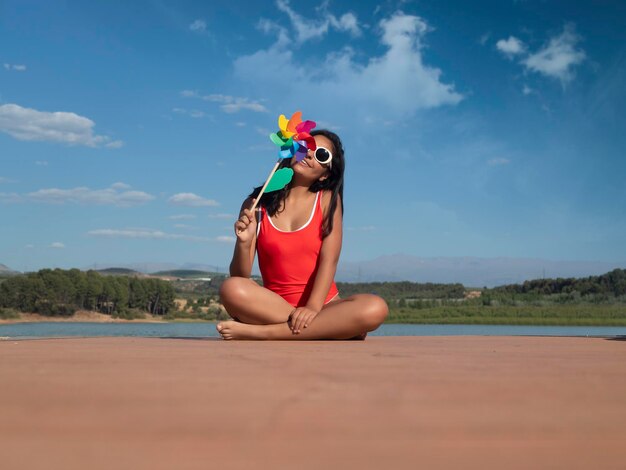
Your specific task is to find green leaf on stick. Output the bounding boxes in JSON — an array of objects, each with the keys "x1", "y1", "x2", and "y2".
[{"x1": 264, "y1": 168, "x2": 293, "y2": 193}]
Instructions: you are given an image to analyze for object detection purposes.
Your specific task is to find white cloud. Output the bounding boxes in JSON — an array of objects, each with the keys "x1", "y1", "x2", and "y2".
[
  {"x1": 479, "y1": 32, "x2": 491, "y2": 46},
  {"x1": 235, "y1": 11, "x2": 462, "y2": 115},
  {"x1": 0, "y1": 176, "x2": 14, "y2": 183},
  {"x1": 208, "y1": 213, "x2": 235, "y2": 220},
  {"x1": 188, "y1": 110, "x2": 205, "y2": 118},
  {"x1": 181, "y1": 91, "x2": 268, "y2": 114},
  {"x1": 0, "y1": 192, "x2": 21, "y2": 203},
  {"x1": 216, "y1": 235, "x2": 236, "y2": 243},
  {"x1": 174, "y1": 224, "x2": 197, "y2": 230},
  {"x1": 110, "y1": 182, "x2": 131, "y2": 190},
  {"x1": 24, "y1": 184, "x2": 154, "y2": 206},
  {"x1": 4, "y1": 63, "x2": 26, "y2": 71},
  {"x1": 522, "y1": 84, "x2": 533, "y2": 95},
  {"x1": 487, "y1": 157, "x2": 511, "y2": 166},
  {"x1": 331, "y1": 12, "x2": 361, "y2": 37},
  {"x1": 220, "y1": 101, "x2": 266, "y2": 113},
  {"x1": 523, "y1": 24, "x2": 585, "y2": 82},
  {"x1": 0, "y1": 103, "x2": 123, "y2": 147},
  {"x1": 169, "y1": 214, "x2": 197, "y2": 220},
  {"x1": 189, "y1": 19, "x2": 206, "y2": 32},
  {"x1": 35, "y1": 160, "x2": 48, "y2": 166},
  {"x1": 275, "y1": 0, "x2": 361, "y2": 43},
  {"x1": 172, "y1": 107, "x2": 206, "y2": 118},
  {"x1": 50, "y1": 242, "x2": 65, "y2": 249},
  {"x1": 496, "y1": 36, "x2": 526, "y2": 58},
  {"x1": 88, "y1": 228, "x2": 213, "y2": 242},
  {"x1": 168, "y1": 193, "x2": 219, "y2": 207}
]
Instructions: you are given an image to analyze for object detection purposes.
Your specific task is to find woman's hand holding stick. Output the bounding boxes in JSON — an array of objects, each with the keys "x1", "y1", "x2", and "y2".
[{"x1": 235, "y1": 159, "x2": 281, "y2": 236}]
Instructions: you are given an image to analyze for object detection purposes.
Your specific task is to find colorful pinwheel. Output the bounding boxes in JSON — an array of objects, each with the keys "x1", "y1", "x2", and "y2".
[
  {"x1": 247, "y1": 111, "x2": 317, "y2": 214},
  {"x1": 269, "y1": 111, "x2": 317, "y2": 161}
]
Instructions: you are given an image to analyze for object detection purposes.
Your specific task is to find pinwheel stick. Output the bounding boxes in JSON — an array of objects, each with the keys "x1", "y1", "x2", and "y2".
[
  {"x1": 250, "y1": 159, "x2": 281, "y2": 213},
  {"x1": 235, "y1": 160, "x2": 280, "y2": 235}
]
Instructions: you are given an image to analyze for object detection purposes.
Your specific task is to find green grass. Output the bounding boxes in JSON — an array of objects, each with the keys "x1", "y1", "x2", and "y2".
[{"x1": 386, "y1": 303, "x2": 626, "y2": 326}]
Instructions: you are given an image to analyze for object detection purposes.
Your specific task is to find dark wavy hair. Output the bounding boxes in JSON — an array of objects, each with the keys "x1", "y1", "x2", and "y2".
[{"x1": 249, "y1": 129, "x2": 345, "y2": 238}]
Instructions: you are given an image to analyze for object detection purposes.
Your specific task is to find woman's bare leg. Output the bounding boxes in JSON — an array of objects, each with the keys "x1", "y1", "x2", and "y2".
[
  {"x1": 217, "y1": 294, "x2": 388, "y2": 340},
  {"x1": 219, "y1": 276, "x2": 294, "y2": 324}
]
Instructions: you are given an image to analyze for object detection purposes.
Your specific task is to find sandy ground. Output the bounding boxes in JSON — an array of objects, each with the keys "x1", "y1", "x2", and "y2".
[
  {"x1": 0, "y1": 311, "x2": 167, "y2": 323},
  {"x1": 1, "y1": 336, "x2": 625, "y2": 470}
]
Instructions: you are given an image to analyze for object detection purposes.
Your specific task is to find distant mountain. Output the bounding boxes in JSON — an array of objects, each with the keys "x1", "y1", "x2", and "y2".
[
  {"x1": 85, "y1": 262, "x2": 228, "y2": 274},
  {"x1": 84, "y1": 262, "x2": 180, "y2": 273},
  {"x1": 0, "y1": 263, "x2": 18, "y2": 275},
  {"x1": 96, "y1": 267, "x2": 143, "y2": 276},
  {"x1": 152, "y1": 269, "x2": 217, "y2": 278},
  {"x1": 335, "y1": 255, "x2": 626, "y2": 288},
  {"x1": 178, "y1": 262, "x2": 228, "y2": 273},
  {"x1": 82, "y1": 255, "x2": 626, "y2": 288}
]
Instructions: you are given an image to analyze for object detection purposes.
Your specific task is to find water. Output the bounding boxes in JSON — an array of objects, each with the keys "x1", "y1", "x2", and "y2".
[{"x1": 1, "y1": 322, "x2": 625, "y2": 339}]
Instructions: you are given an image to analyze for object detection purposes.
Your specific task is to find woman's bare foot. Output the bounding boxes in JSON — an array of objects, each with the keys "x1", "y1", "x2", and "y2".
[
  {"x1": 216, "y1": 321, "x2": 267, "y2": 340},
  {"x1": 351, "y1": 332, "x2": 367, "y2": 340}
]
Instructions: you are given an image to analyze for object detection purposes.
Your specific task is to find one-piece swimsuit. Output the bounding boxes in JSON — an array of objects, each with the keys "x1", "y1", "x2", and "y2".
[{"x1": 256, "y1": 191, "x2": 339, "y2": 308}]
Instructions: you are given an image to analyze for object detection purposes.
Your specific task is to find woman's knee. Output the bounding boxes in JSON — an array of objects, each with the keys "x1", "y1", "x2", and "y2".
[
  {"x1": 219, "y1": 277, "x2": 251, "y2": 306},
  {"x1": 355, "y1": 294, "x2": 388, "y2": 331}
]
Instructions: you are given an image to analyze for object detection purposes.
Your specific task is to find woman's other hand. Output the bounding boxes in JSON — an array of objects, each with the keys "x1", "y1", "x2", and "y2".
[
  {"x1": 234, "y1": 199, "x2": 257, "y2": 244},
  {"x1": 288, "y1": 306, "x2": 319, "y2": 334}
]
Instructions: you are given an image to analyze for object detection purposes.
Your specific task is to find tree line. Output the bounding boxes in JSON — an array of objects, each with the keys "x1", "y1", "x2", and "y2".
[
  {"x1": 336, "y1": 281, "x2": 465, "y2": 300},
  {"x1": 0, "y1": 269, "x2": 175, "y2": 316},
  {"x1": 489, "y1": 269, "x2": 626, "y2": 299}
]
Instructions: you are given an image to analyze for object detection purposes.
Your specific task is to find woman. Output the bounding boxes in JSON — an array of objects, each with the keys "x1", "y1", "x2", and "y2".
[{"x1": 217, "y1": 130, "x2": 388, "y2": 340}]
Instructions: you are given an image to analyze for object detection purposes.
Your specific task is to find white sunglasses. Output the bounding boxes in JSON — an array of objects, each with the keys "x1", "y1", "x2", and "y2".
[{"x1": 313, "y1": 146, "x2": 333, "y2": 169}]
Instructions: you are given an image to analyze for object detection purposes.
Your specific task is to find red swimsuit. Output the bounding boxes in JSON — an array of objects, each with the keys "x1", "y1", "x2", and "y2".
[{"x1": 257, "y1": 191, "x2": 339, "y2": 308}]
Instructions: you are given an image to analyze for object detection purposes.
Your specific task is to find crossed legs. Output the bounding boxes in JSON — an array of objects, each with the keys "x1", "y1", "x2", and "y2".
[{"x1": 217, "y1": 276, "x2": 388, "y2": 340}]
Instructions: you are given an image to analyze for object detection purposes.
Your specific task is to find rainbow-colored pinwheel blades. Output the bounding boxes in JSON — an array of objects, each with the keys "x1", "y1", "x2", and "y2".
[
  {"x1": 270, "y1": 111, "x2": 317, "y2": 161},
  {"x1": 269, "y1": 133, "x2": 285, "y2": 147},
  {"x1": 286, "y1": 111, "x2": 302, "y2": 134},
  {"x1": 294, "y1": 143, "x2": 307, "y2": 161},
  {"x1": 299, "y1": 135, "x2": 316, "y2": 151},
  {"x1": 248, "y1": 111, "x2": 318, "y2": 214},
  {"x1": 278, "y1": 114, "x2": 295, "y2": 138},
  {"x1": 296, "y1": 120, "x2": 316, "y2": 134}
]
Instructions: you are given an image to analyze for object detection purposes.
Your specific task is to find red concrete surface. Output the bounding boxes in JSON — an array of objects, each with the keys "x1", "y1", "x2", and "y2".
[{"x1": 1, "y1": 336, "x2": 625, "y2": 469}]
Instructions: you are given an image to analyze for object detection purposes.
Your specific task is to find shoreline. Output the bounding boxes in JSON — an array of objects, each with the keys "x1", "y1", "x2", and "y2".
[
  {"x1": 0, "y1": 311, "x2": 171, "y2": 324},
  {"x1": 3, "y1": 311, "x2": 626, "y2": 327}
]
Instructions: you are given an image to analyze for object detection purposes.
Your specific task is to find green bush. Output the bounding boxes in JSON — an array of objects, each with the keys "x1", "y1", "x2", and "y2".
[
  {"x1": 0, "y1": 307, "x2": 20, "y2": 319},
  {"x1": 163, "y1": 303, "x2": 229, "y2": 321},
  {"x1": 112, "y1": 309, "x2": 146, "y2": 320},
  {"x1": 34, "y1": 301, "x2": 76, "y2": 317}
]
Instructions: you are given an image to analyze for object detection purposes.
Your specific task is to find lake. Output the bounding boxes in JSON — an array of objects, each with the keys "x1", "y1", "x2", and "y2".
[{"x1": 1, "y1": 322, "x2": 625, "y2": 339}]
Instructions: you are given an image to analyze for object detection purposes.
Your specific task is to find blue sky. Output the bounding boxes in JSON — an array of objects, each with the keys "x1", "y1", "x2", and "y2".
[{"x1": 1, "y1": 0, "x2": 625, "y2": 272}]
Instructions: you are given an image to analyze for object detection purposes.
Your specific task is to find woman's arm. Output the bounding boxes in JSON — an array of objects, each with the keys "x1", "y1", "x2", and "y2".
[
  {"x1": 229, "y1": 197, "x2": 258, "y2": 278},
  {"x1": 304, "y1": 192, "x2": 343, "y2": 312}
]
